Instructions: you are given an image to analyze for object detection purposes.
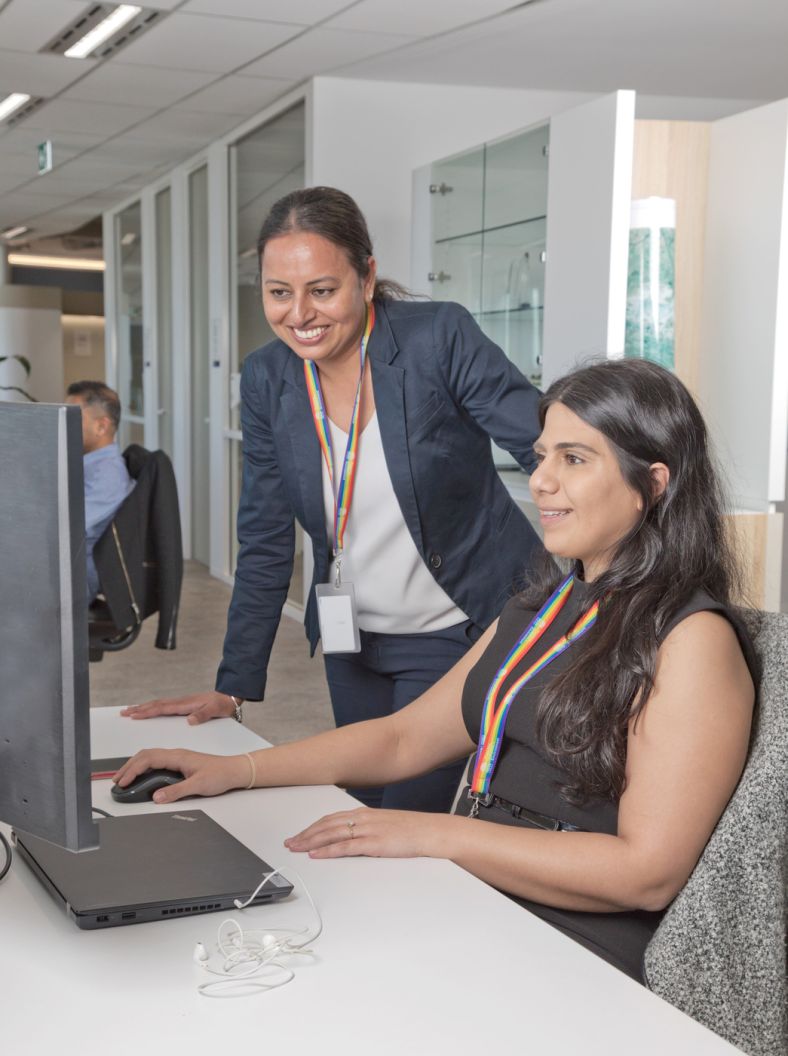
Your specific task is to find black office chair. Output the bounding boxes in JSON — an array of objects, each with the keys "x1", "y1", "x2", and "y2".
[{"x1": 88, "y1": 445, "x2": 183, "y2": 662}]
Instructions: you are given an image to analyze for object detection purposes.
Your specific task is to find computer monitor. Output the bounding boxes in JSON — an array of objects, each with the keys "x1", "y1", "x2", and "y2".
[{"x1": 0, "y1": 401, "x2": 98, "y2": 852}]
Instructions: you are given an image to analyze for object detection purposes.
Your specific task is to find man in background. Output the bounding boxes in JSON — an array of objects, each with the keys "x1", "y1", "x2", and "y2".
[{"x1": 65, "y1": 381, "x2": 135, "y2": 602}]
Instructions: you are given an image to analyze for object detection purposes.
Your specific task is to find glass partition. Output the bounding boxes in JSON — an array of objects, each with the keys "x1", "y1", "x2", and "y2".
[
  {"x1": 228, "y1": 103, "x2": 305, "y2": 593},
  {"x1": 428, "y1": 123, "x2": 549, "y2": 389},
  {"x1": 230, "y1": 102, "x2": 305, "y2": 431},
  {"x1": 155, "y1": 187, "x2": 174, "y2": 458},
  {"x1": 189, "y1": 165, "x2": 210, "y2": 566},
  {"x1": 115, "y1": 201, "x2": 144, "y2": 446}
]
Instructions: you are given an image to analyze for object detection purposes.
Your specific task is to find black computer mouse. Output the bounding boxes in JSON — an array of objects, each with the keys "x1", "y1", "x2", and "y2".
[{"x1": 110, "y1": 768, "x2": 186, "y2": 803}]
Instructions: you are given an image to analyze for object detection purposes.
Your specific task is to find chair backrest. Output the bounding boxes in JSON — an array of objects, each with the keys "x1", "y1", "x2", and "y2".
[
  {"x1": 643, "y1": 610, "x2": 788, "y2": 1056},
  {"x1": 92, "y1": 446, "x2": 182, "y2": 652}
]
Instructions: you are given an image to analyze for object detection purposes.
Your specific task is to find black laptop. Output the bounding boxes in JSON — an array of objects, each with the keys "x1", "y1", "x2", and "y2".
[{"x1": 14, "y1": 809, "x2": 293, "y2": 929}]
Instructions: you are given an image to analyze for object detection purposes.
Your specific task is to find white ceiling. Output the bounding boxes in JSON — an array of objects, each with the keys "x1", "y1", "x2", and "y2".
[{"x1": 0, "y1": 0, "x2": 787, "y2": 245}]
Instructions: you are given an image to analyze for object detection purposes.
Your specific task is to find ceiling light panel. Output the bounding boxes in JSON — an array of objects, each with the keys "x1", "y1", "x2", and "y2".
[
  {"x1": 1, "y1": 225, "x2": 31, "y2": 241},
  {"x1": 0, "y1": 93, "x2": 45, "y2": 127},
  {"x1": 42, "y1": 4, "x2": 164, "y2": 61},
  {"x1": 64, "y1": 4, "x2": 142, "y2": 58},
  {"x1": 0, "y1": 92, "x2": 31, "y2": 121},
  {"x1": 8, "y1": 253, "x2": 105, "y2": 271}
]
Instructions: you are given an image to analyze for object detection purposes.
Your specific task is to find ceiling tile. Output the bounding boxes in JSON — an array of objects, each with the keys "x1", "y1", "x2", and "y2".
[
  {"x1": 0, "y1": 152, "x2": 40, "y2": 180},
  {"x1": 20, "y1": 98, "x2": 156, "y2": 136},
  {"x1": 0, "y1": 48, "x2": 97, "y2": 95},
  {"x1": 328, "y1": 0, "x2": 517, "y2": 37},
  {"x1": 0, "y1": 127, "x2": 107, "y2": 173},
  {"x1": 0, "y1": 0, "x2": 88, "y2": 53},
  {"x1": 170, "y1": 75, "x2": 295, "y2": 115},
  {"x1": 94, "y1": 135, "x2": 196, "y2": 166},
  {"x1": 0, "y1": 188, "x2": 84, "y2": 213},
  {"x1": 0, "y1": 170, "x2": 33, "y2": 194},
  {"x1": 241, "y1": 27, "x2": 417, "y2": 80},
  {"x1": 62, "y1": 62, "x2": 217, "y2": 108},
  {"x1": 181, "y1": 0, "x2": 348, "y2": 24},
  {"x1": 131, "y1": 108, "x2": 246, "y2": 142},
  {"x1": 108, "y1": 13, "x2": 303, "y2": 74},
  {"x1": 20, "y1": 167, "x2": 134, "y2": 198}
]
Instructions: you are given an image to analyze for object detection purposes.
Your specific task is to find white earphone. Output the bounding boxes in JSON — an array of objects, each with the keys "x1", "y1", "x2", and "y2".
[{"x1": 190, "y1": 868, "x2": 322, "y2": 999}]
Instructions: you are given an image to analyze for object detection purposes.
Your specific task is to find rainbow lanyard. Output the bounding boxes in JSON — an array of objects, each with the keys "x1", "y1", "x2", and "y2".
[
  {"x1": 469, "y1": 574, "x2": 601, "y2": 809},
  {"x1": 304, "y1": 303, "x2": 375, "y2": 567}
]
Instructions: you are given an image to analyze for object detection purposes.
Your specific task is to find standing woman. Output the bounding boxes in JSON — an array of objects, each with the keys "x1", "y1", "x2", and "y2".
[{"x1": 123, "y1": 186, "x2": 543, "y2": 812}]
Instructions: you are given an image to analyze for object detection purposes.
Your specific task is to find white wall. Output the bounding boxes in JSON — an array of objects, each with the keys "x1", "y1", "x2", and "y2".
[
  {"x1": 310, "y1": 77, "x2": 595, "y2": 286},
  {"x1": 698, "y1": 98, "x2": 788, "y2": 511},
  {"x1": 0, "y1": 293, "x2": 63, "y2": 404}
]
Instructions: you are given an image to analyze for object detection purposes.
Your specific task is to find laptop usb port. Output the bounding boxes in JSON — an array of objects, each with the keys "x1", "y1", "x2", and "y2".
[
  {"x1": 121, "y1": 912, "x2": 137, "y2": 920},
  {"x1": 96, "y1": 915, "x2": 109, "y2": 923}
]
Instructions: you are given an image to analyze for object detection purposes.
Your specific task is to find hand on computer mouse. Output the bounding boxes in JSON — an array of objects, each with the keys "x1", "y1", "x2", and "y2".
[
  {"x1": 110, "y1": 769, "x2": 186, "y2": 804},
  {"x1": 113, "y1": 749, "x2": 252, "y2": 804}
]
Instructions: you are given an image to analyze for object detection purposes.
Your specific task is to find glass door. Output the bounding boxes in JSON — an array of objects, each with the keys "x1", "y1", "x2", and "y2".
[
  {"x1": 429, "y1": 123, "x2": 549, "y2": 467},
  {"x1": 228, "y1": 102, "x2": 306, "y2": 600},
  {"x1": 429, "y1": 123, "x2": 548, "y2": 390},
  {"x1": 155, "y1": 187, "x2": 174, "y2": 459},
  {"x1": 115, "y1": 201, "x2": 145, "y2": 447},
  {"x1": 189, "y1": 165, "x2": 210, "y2": 566}
]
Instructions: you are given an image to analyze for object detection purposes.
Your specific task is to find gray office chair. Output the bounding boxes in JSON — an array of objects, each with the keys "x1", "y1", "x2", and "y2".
[{"x1": 643, "y1": 610, "x2": 788, "y2": 1056}]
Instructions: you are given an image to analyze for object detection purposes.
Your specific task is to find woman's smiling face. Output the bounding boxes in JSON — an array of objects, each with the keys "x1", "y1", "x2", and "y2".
[
  {"x1": 261, "y1": 231, "x2": 376, "y2": 370},
  {"x1": 529, "y1": 401, "x2": 646, "y2": 581}
]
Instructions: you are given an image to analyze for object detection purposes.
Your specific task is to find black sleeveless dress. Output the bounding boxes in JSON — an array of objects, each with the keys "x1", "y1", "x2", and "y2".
[{"x1": 458, "y1": 579, "x2": 755, "y2": 982}]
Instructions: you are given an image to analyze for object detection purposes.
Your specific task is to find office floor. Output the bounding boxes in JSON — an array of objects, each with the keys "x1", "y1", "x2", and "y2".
[{"x1": 89, "y1": 561, "x2": 335, "y2": 745}]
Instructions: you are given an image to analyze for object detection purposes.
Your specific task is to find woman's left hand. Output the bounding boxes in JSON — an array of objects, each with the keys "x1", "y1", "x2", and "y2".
[{"x1": 285, "y1": 807, "x2": 452, "y2": 860}]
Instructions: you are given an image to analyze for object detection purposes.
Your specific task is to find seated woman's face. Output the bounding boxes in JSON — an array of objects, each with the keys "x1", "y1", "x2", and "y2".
[{"x1": 530, "y1": 402, "x2": 643, "y2": 582}]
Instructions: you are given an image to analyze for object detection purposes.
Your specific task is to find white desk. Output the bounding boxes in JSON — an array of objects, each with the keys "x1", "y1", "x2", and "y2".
[{"x1": 0, "y1": 708, "x2": 741, "y2": 1055}]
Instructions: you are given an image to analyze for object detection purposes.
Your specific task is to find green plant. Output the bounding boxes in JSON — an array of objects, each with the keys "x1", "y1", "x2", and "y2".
[{"x1": 0, "y1": 354, "x2": 37, "y2": 401}]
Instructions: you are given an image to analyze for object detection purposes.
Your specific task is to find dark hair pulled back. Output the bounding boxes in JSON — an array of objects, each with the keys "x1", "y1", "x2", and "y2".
[
  {"x1": 256, "y1": 186, "x2": 409, "y2": 301},
  {"x1": 521, "y1": 358, "x2": 746, "y2": 804}
]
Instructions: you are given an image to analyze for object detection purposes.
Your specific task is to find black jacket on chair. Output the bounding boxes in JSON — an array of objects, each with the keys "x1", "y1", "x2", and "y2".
[{"x1": 93, "y1": 445, "x2": 182, "y2": 650}]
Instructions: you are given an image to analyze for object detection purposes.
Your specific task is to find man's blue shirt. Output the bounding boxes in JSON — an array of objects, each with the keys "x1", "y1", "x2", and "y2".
[{"x1": 83, "y1": 442, "x2": 135, "y2": 601}]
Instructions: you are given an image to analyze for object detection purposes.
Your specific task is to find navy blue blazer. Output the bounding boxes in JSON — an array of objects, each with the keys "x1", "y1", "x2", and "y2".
[{"x1": 216, "y1": 299, "x2": 543, "y2": 701}]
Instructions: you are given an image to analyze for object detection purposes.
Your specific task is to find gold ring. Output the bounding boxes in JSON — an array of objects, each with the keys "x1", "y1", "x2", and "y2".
[{"x1": 347, "y1": 819, "x2": 355, "y2": 838}]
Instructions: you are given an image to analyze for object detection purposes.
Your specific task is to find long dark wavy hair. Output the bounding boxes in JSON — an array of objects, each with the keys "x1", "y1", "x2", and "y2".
[
  {"x1": 256, "y1": 186, "x2": 410, "y2": 301},
  {"x1": 523, "y1": 359, "x2": 747, "y2": 804}
]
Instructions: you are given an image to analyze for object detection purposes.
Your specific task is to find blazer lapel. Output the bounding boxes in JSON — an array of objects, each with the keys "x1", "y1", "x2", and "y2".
[{"x1": 280, "y1": 358, "x2": 327, "y2": 550}]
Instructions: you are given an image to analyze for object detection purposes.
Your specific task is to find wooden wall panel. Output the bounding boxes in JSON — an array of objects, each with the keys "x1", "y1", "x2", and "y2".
[{"x1": 726, "y1": 511, "x2": 783, "y2": 611}]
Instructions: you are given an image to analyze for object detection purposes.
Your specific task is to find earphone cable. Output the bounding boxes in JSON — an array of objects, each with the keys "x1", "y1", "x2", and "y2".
[{"x1": 0, "y1": 830, "x2": 11, "y2": 882}]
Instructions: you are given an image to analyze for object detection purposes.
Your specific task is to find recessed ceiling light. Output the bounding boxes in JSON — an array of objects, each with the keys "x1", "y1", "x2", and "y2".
[
  {"x1": 43, "y1": 5, "x2": 165, "y2": 61},
  {"x1": 0, "y1": 225, "x2": 31, "y2": 241},
  {"x1": 64, "y1": 4, "x2": 142, "y2": 58},
  {"x1": 0, "y1": 93, "x2": 31, "y2": 123},
  {"x1": 8, "y1": 254, "x2": 105, "y2": 272}
]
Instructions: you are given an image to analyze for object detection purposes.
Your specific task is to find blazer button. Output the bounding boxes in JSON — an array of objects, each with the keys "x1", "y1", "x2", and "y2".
[{"x1": 429, "y1": 553, "x2": 442, "y2": 569}]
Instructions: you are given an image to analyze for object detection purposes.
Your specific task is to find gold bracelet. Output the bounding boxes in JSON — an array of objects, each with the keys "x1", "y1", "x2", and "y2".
[{"x1": 244, "y1": 752, "x2": 256, "y2": 790}]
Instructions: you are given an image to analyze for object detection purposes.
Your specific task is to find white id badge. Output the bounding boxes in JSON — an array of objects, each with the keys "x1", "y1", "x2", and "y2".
[{"x1": 315, "y1": 581, "x2": 361, "y2": 653}]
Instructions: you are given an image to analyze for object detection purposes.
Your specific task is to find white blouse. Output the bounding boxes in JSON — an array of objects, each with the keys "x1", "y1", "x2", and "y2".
[{"x1": 320, "y1": 413, "x2": 468, "y2": 634}]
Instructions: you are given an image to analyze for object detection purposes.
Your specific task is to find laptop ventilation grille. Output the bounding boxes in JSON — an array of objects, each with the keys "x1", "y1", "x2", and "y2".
[{"x1": 161, "y1": 903, "x2": 222, "y2": 916}]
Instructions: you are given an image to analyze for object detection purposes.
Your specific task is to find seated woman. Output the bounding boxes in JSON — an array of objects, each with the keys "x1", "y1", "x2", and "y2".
[{"x1": 114, "y1": 359, "x2": 757, "y2": 983}]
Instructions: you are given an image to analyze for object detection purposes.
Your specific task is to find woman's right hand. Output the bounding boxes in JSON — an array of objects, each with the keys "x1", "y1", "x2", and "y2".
[
  {"x1": 113, "y1": 748, "x2": 251, "y2": 803},
  {"x1": 120, "y1": 691, "x2": 235, "y2": 725}
]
